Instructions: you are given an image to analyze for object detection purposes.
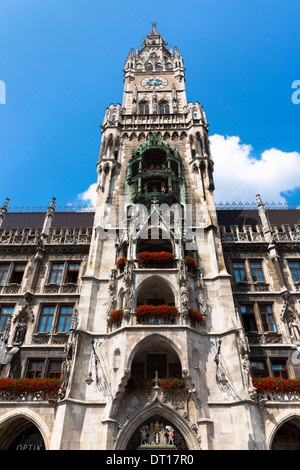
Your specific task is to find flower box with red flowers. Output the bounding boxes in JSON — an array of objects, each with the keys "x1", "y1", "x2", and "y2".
[
  {"x1": 108, "y1": 309, "x2": 123, "y2": 324},
  {"x1": 126, "y1": 378, "x2": 153, "y2": 393},
  {"x1": 135, "y1": 304, "x2": 178, "y2": 321},
  {"x1": 184, "y1": 256, "x2": 197, "y2": 269},
  {"x1": 159, "y1": 377, "x2": 186, "y2": 392},
  {"x1": 252, "y1": 377, "x2": 300, "y2": 394},
  {"x1": 137, "y1": 251, "x2": 175, "y2": 267},
  {"x1": 188, "y1": 309, "x2": 203, "y2": 324},
  {"x1": 116, "y1": 257, "x2": 127, "y2": 270},
  {"x1": 0, "y1": 378, "x2": 61, "y2": 399}
]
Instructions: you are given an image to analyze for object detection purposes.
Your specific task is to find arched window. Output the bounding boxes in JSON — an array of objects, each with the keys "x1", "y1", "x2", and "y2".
[
  {"x1": 139, "y1": 101, "x2": 149, "y2": 115},
  {"x1": 159, "y1": 100, "x2": 170, "y2": 114}
]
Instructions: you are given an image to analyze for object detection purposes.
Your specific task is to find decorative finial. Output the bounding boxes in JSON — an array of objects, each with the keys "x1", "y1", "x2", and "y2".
[
  {"x1": 46, "y1": 197, "x2": 56, "y2": 218},
  {"x1": 256, "y1": 194, "x2": 264, "y2": 208},
  {"x1": 0, "y1": 198, "x2": 9, "y2": 218}
]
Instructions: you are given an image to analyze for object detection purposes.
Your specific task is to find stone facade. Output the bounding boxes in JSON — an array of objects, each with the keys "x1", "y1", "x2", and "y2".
[{"x1": 0, "y1": 24, "x2": 300, "y2": 450}]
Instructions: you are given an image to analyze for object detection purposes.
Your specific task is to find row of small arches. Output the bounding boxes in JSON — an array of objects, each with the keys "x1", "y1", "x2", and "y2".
[{"x1": 122, "y1": 131, "x2": 188, "y2": 141}]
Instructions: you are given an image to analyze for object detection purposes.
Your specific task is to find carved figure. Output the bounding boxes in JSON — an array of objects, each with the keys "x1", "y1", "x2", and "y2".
[
  {"x1": 14, "y1": 318, "x2": 27, "y2": 344},
  {"x1": 58, "y1": 359, "x2": 72, "y2": 399},
  {"x1": 180, "y1": 286, "x2": 189, "y2": 309},
  {"x1": 177, "y1": 259, "x2": 187, "y2": 285},
  {"x1": 124, "y1": 288, "x2": 133, "y2": 310},
  {"x1": 140, "y1": 426, "x2": 149, "y2": 446},
  {"x1": 197, "y1": 292, "x2": 207, "y2": 316},
  {"x1": 165, "y1": 426, "x2": 175, "y2": 446},
  {"x1": 107, "y1": 294, "x2": 117, "y2": 314},
  {"x1": 124, "y1": 261, "x2": 133, "y2": 286},
  {"x1": 288, "y1": 311, "x2": 300, "y2": 342}
]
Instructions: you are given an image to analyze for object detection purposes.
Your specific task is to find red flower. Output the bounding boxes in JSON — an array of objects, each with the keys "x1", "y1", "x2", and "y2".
[
  {"x1": 184, "y1": 256, "x2": 197, "y2": 269},
  {"x1": 126, "y1": 378, "x2": 153, "y2": 392},
  {"x1": 188, "y1": 309, "x2": 203, "y2": 323},
  {"x1": 159, "y1": 377, "x2": 186, "y2": 391},
  {"x1": 137, "y1": 251, "x2": 175, "y2": 266},
  {"x1": 135, "y1": 305, "x2": 178, "y2": 320},
  {"x1": 252, "y1": 377, "x2": 300, "y2": 394},
  {"x1": 0, "y1": 378, "x2": 61, "y2": 396},
  {"x1": 116, "y1": 257, "x2": 127, "y2": 269},
  {"x1": 108, "y1": 309, "x2": 123, "y2": 323}
]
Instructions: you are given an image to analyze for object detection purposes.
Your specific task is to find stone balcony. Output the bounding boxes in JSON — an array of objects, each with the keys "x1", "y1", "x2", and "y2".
[
  {"x1": 257, "y1": 390, "x2": 300, "y2": 403},
  {"x1": 220, "y1": 224, "x2": 300, "y2": 243},
  {"x1": 43, "y1": 283, "x2": 79, "y2": 294},
  {"x1": 0, "y1": 390, "x2": 59, "y2": 403},
  {"x1": 107, "y1": 310, "x2": 205, "y2": 333},
  {"x1": 0, "y1": 227, "x2": 92, "y2": 246}
]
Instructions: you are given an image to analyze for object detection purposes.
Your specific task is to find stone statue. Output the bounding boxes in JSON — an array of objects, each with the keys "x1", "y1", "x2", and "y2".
[
  {"x1": 152, "y1": 92, "x2": 158, "y2": 113},
  {"x1": 177, "y1": 259, "x2": 187, "y2": 285},
  {"x1": 107, "y1": 294, "x2": 117, "y2": 315},
  {"x1": 180, "y1": 286, "x2": 190, "y2": 309},
  {"x1": 58, "y1": 359, "x2": 72, "y2": 399},
  {"x1": 109, "y1": 268, "x2": 117, "y2": 292},
  {"x1": 287, "y1": 311, "x2": 300, "y2": 343},
  {"x1": 2, "y1": 318, "x2": 11, "y2": 344},
  {"x1": 242, "y1": 353, "x2": 251, "y2": 389},
  {"x1": 124, "y1": 287, "x2": 133, "y2": 311},
  {"x1": 124, "y1": 261, "x2": 133, "y2": 287},
  {"x1": 197, "y1": 292, "x2": 207, "y2": 316},
  {"x1": 14, "y1": 318, "x2": 27, "y2": 344}
]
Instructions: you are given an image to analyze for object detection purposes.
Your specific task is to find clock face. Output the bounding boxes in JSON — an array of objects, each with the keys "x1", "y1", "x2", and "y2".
[{"x1": 141, "y1": 76, "x2": 167, "y2": 89}]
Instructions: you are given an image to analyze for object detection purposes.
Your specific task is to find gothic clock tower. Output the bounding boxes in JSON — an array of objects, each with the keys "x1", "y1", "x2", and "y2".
[{"x1": 54, "y1": 23, "x2": 264, "y2": 451}]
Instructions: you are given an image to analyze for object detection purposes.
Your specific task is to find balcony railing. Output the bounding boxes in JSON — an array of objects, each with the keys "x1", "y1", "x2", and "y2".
[
  {"x1": 0, "y1": 378, "x2": 61, "y2": 403},
  {"x1": 0, "y1": 227, "x2": 92, "y2": 246},
  {"x1": 220, "y1": 224, "x2": 300, "y2": 243},
  {"x1": 43, "y1": 283, "x2": 79, "y2": 294},
  {"x1": 107, "y1": 307, "x2": 205, "y2": 332},
  {"x1": 253, "y1": 377, "x2": 300, "y2": 403}
]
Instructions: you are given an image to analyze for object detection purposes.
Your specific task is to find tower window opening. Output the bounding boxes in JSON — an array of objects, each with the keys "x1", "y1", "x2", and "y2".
[
  {"x1": 159, "y1": 100, "x2": 170, "y2": 114},
  {"x1": 139, "y1": 101, "x2": 149, "y2": 115}
]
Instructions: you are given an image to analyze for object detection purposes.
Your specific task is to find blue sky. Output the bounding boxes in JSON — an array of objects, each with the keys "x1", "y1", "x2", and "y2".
[{"x1": 0, "y1": 0, "x2": 299, "y2": 209}]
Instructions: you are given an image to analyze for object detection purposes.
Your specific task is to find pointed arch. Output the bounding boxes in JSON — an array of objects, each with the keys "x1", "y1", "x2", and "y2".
[
  {"x1": 269, "y1": 413, "x2": 300, "y2": 450},
  {"x1": 135, "y1": 274, "x2": 176, "y2": 307},
  {"x1": 126, "y1": 332, "x2": 184, "y2": 373},
  {"x1": 0, "y1": 409, "x2": 51, "y2": 450},
  {"x1": 114, "y1": 400, "x2": 200, "y2": 450}
]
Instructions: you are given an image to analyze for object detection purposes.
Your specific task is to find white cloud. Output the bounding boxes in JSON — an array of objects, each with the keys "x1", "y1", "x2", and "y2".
[
  {"x1": 209, "y1": 134, "x2": 300, "y2": 203},
  {"x1": 76, "y1": 135, "x2": 300, "y2": 207},
  {"x1": 78, "y1": 182, "x2": 97, "y2": 207}
]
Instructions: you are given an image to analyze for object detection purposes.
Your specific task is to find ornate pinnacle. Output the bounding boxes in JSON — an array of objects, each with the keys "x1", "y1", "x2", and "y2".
[
  {"x1": 46, "y1": 197, "x2": 56, "y2": 218},
  {"x1": 256, "y1": 194, "x2": 264, "y2": 209},
  {"x1": 0, "y1": 198, "x2": 9, "y2": 219}
]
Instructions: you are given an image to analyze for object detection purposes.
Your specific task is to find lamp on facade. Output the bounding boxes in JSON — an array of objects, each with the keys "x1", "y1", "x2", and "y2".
[
  {"x1": 85, "y1": 372, "x2": 94, "y2": 385},
  {"x1": 220, "y1": 371, "x2": 228, "y2": 386}
]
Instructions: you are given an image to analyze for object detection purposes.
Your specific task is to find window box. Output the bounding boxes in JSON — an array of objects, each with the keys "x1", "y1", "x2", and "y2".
[
  {"x1": 137, "y1": 251, "x2": 175, "y2": 267},
  {"x1": 135, "y1": 305, "x2": 178, "y2": 322},
  {"x1": 252, "y1": 377, "x2": 300, "y2": 394},
  {"x1": 0, "y1": 378, "x2": 61, "y2": 400}
]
